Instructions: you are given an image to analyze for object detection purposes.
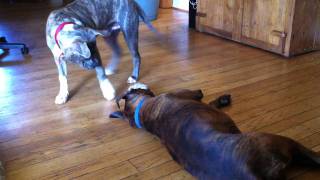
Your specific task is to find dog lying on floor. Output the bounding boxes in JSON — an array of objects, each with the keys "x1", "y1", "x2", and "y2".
[{"x1": 110, "y1": 83, "x2": 320, "y2": 180}]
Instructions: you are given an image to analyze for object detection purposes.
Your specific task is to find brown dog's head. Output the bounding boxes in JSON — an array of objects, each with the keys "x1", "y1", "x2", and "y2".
[{"x1": 110, "y1": 83, "x2": 155, "y2": 127}]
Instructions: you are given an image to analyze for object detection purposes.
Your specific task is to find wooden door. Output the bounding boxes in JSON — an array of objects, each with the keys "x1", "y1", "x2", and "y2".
[
  {"x1": 160, "y1": 0, "x2": 172, "y2": 8},
  {"x1": 240, "y1": 0, "x2": 294, "y2": 54},
  {"x1": 197, "y1": 0, "x2": 242, "y2": 40},
  {"x1": 290, "y1": 0, "x2": 320, "y2": 55}
]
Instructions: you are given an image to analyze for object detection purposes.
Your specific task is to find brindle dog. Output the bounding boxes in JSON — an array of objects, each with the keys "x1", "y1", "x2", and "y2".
[
  {"x1": 46, "y1": 0, "x2": 157, "y2": 104},
  {"x1": 110, "y1": 83, "x2": 320, "y2": 180}
]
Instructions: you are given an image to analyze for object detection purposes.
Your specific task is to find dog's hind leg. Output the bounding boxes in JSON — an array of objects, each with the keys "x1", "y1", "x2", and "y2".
[
  {"x1": 169, "y1": 89, "x2": 204, "y2": 101},
  {"x1": 54, "y1": 56, "x2": 69, "y2": 104},
  {"x1": 104, "y1": 30, "x2": 121, "y2": 75},
  {"x1": 121, "y1": 19, "x2": 141, "y2": 84},
  {"x1": 209, "y1": 94, "x2": 232, "y2": 109}
]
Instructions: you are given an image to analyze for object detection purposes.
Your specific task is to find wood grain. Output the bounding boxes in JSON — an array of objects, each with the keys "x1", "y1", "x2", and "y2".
[
  {"x1": 241, "y1": 0, "x2": 292, "y2": 46},
  {"x1": 290, "y1": 0, "x2": 320, "y2": 55},
  {"x1": 197, "y1": 0, "x2": 236, "y2": 38},
  {"x1": 159, "y1": 0, "x2": 173, "y2": 9},
  {"x1": 0, "y1": 1, "x2": 319, "y2": 179}
]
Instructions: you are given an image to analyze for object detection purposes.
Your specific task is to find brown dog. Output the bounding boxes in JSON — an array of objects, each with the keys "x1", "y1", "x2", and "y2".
[{"x1": 110, "y1": 83, "x2": 320, "y2": 180}]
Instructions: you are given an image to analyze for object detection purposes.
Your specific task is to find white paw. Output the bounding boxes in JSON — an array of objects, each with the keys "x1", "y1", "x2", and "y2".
[
  {"x1": 128, "y1": 83, "x2": 148, "y2": 91},
  {"x1": 55, "y1": 91, "x2": 69, "y2": 104},
  {"x1": 105, "y1": 68, "x2": 116, "y2": 76},
  {"x1": 127, "y1": 76, "x2": 137, "y2": 84},
  {"x1": 100, "y1": 79, "x2": 115, "y2": 100}
]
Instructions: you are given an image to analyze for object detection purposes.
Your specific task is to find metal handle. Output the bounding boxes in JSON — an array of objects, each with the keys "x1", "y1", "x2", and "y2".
[{"x1": 272, "y1": 30, "x2": 287, "y2": 38}]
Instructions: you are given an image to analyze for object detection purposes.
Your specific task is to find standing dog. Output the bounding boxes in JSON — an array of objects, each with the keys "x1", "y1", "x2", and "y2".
[
  {"x1": 46, "y1": 0, "x2": 155, "y2": 104},
  {"x1": 111, "y1": 83, "x2": 320, "y2": 179}
]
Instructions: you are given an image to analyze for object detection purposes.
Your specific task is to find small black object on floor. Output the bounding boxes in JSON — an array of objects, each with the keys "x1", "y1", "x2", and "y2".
[{"x1": 209, "y1": 94, "x2": 232, "y2": 109}]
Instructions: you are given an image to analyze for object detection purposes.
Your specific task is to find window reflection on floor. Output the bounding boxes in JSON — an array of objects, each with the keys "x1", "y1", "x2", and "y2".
[{"x1": 0, "y1": 67, "x2": 12, "y2": 95}]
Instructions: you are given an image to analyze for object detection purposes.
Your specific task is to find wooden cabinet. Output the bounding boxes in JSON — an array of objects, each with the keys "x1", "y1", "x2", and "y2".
[
  {"x1": 160, "y1": 0, "x2": 172, "y2": 8},
  {"x1": 196, "y1": 0, "x2": 320, "y2": 57},
  {"x1": 197, "y1": 0, "x2": 241, "y2": 39}
]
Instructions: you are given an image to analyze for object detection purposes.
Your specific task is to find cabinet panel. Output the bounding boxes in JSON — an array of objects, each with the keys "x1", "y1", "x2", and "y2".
[
  {"x1": 290, "y1": 0, "x2": 320, "y2": 55},
  {"x1": 241, "y1": 0, "x2": 293, "y2": 53},
  {"x1": 197, "y1": 0, "x2": 238, "y2": 38}
]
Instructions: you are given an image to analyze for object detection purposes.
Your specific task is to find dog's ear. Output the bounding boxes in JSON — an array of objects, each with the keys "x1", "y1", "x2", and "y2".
[
  {"x1": 73, "y1": 42, "x2": 91, "y2": 58},
  {"x1": 115, "y1": 91, "x2": 130, "y2": 109},
  {"x1": 85, "y1": 27, "x2": 104, "y2": 38},
  {"x1": 115, "y1": 96, "x2": 122, "y2": 109},
  {"x1": 109, "y1": 111, "x2": 125, "y2": 119}
]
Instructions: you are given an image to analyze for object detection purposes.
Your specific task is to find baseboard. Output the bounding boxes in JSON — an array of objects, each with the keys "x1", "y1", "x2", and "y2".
[{"x1": 172, "y1": 7, "x2": 188, "y2": 13}]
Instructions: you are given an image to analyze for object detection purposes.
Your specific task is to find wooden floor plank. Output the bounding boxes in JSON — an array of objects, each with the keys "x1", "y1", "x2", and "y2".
[
  {"x1": 75, "y1": 161, "x2": 138, "y2": 180},
  {"x1": 7, "y1": 134, "x2": 156, "y2": 179},
  {"x1": 121, "y1": 161, "x2": 181, "y2": 180},
  {"x1": 157, "y1": 170, "x2": 195, "y2": 180},
  {"x1": 129, "y1": 148, "x2": 172, "y2": 172}
]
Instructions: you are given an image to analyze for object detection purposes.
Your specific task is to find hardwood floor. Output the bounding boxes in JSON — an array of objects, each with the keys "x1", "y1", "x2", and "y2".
[{"x1": 0, "y1": 1, "x2": 319, "y2": 179}]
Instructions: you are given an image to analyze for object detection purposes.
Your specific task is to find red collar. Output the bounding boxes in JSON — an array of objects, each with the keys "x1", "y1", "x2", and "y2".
[{"x1": 54, "y1": 22, "x2": 75, "y2": 49}]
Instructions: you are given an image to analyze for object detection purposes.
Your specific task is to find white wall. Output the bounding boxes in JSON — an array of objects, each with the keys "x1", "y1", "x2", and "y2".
[{"x1": 173, "y1": 0, "x2": 189, "y2": 11}]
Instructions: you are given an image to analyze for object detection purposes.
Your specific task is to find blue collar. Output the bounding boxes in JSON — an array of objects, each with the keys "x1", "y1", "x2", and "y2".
[{"x1": 134, "y1": 97, "x2": 146, "y2": 128}]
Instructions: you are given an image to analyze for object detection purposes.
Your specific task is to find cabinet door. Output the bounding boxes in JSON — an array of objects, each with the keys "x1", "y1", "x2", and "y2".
[
  {"x1": 291, "y1": 0, "x2": 320, "y2": 55},
  {"x1": 240, "y1": 0, "x2": 294, "y2": 54},
  {"x1": 197, "y1": 0, "x2": 242, "y2": 40}
]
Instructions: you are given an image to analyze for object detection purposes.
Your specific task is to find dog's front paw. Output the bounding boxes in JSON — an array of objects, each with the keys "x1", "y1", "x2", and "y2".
[
  {"x1": 55, "y1": 91, "x2": 69, "y2": 104},
  {"x1": 105, "y1": 68, "x2": 117, "y2": 76},
  {"x1": 100, "y1": 79, "x2": 115, "y2": 100},
  {"x1": 127, "y1": 76, "x2": 137, "y2": 84}
]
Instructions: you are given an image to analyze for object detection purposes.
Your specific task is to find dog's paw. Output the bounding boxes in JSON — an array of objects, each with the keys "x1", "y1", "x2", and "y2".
[
  {"x1": 55, "y1": 91, "x2": 69, "y2": 104},
  {"x1": 105, "y1": 68, "x2": 117, "y2": 76},
  {"x1": 127, "y1": 76, "x2": 137, "y2": 84},
  {"x1": 100, "y1": 79, "x2": 115, "y2": 100}
]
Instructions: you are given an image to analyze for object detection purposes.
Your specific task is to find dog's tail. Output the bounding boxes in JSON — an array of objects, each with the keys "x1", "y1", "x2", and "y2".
[
  {"x1": 134, "y1": 2, "x2": 160, "y2": 36},
  {"x1": 292, "y1": 141, "x2": 320, "y2": 167}
]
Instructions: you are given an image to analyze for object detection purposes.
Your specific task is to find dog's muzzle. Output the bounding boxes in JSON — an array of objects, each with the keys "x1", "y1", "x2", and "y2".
[{"x1": 82, "y1": 58, "x2": 99, "y2": 70}]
